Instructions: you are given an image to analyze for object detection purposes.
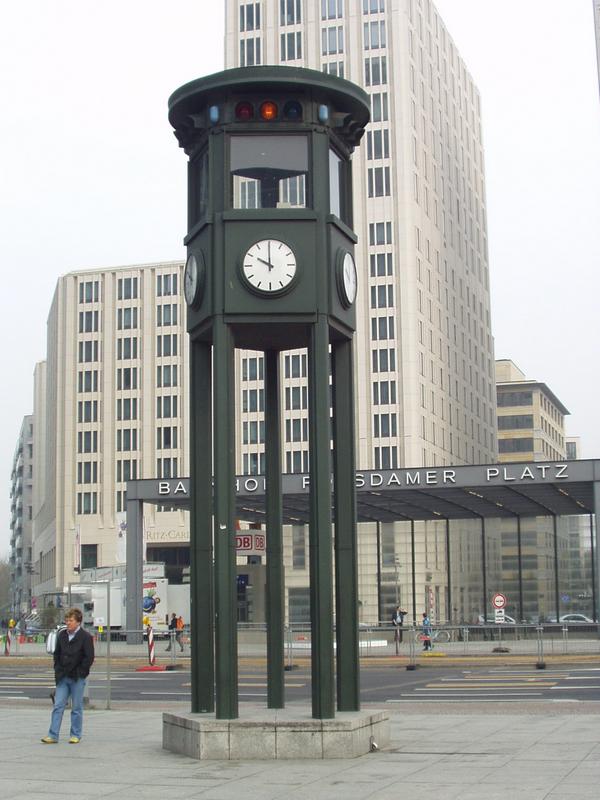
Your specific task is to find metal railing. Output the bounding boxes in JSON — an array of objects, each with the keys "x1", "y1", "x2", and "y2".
[{"x1": 2, "y1": 621, "x2": 599, "y2": 661}]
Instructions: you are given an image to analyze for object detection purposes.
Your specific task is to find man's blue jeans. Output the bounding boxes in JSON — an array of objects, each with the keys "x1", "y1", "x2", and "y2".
[{"x1": 49, "y1": 676, "x2": 86, "y2": 740}]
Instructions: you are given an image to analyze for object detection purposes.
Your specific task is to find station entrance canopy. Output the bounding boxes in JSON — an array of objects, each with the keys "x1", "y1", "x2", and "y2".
[
  {"x1": 127, "y1": 459, "x2": 599, "y2": 523},
  {"x1": 125, "y1": 459, "x2": 600, "y2": 631}
]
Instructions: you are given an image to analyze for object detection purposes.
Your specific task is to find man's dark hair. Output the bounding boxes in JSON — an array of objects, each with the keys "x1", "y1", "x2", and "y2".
[{"x1": 65, "y1": 607, "x2": 83, "y2": 623}]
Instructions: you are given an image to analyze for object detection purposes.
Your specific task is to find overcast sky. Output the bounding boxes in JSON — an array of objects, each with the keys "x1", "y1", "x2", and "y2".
[{"x1": 1, "y1": 1, "x2": 599, "y2": 557}]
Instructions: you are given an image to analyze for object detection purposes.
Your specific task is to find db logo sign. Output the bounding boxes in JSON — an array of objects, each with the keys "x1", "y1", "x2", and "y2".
[{"x1": 235, "y1": 534, "x2": 266, "y2": 551}]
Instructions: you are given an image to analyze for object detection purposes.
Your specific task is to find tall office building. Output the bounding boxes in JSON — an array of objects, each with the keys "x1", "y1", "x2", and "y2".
[
  {"x1": 494, "y1": 360, "x2": 593, "y2": 622},
  {"x1": 496, "y1": 359, "x2": 568, "y2": 463},
  {"x1": 31, "y1": 263, "x2": 190, "y2": 602},
  {"x1": 226, "y1": 0, "x2": 497, "y2": 475},
  {"x1": 9, "y1": 415, "x2": 34, "y2": 615}
]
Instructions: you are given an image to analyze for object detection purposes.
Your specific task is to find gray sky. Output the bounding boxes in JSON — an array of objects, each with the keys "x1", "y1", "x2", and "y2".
[{"x1": 1, "y1": 1, "x2": 599, "y2": 557}]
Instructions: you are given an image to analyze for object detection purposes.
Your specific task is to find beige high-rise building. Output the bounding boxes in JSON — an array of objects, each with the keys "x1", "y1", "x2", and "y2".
[
  {"x1": 31, "y1": 263, "x2": 189, "y2": 601},
  {"x1": 9, "y1": 415, "x2": 34, "y2": 615},
  {"x1": 226, "y1": 0, "x2": 498, "y2": 475}
]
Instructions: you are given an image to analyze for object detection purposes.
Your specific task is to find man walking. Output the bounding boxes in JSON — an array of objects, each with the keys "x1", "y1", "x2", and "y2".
[{"x1": 41, "y1": 607, "x2": 94, "y2": 744}]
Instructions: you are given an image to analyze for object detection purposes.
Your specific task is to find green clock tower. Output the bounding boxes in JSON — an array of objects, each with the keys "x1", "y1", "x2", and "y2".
[{"x1": 169, "y1": 66, "x2": 369, "y2": 721}]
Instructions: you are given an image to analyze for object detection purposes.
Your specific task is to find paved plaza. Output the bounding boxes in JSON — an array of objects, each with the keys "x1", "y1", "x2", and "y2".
[{"x1": 1, "y1": 702, "x2": 599, "y2": 799}]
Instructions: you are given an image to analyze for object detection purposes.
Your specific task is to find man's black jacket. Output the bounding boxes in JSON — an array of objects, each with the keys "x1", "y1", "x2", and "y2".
[{"x1": 53, "y1": 627, "x2": 95, "y2": 683}]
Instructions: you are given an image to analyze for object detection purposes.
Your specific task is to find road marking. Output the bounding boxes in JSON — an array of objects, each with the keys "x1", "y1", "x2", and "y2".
[
  {"x1": 422, "y1": 683, "x2": 556, "y2": 689},
  {"x1": 550, "y1": 685, "x2": 600, "y2": 690},
  {"x1": 0, "y1": 690, "x2": 25, "y2": 694},
  {"x1": 389, "y1": 696, "x2": 539, "y2": 702}
]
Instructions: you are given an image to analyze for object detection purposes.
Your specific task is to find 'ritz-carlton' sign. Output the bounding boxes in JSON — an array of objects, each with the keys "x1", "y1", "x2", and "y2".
[{"x1": 155, "y1": 462, "x2": 575, "y2": 498}]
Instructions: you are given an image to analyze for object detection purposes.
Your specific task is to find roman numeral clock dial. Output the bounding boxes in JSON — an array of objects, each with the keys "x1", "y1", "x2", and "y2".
[{"x1": 242, "y1": 239, "x2": 297, "y2": 296}]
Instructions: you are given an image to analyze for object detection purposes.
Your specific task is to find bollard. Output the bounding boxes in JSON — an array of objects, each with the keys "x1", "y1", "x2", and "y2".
[
  {"x1": 535, "y1": 624, "x2": 546, "y2": 669},
  {"x1": 462, "y1": 626, "x2": 469, "y2": 657},
  {"x1": 146, "y1": 624, "x2": 156, "y2": 666},
  {"x1": 562, "y1": 624, "x2": 568, "y2": 656},
  {"x1": 406, "y1": 625, "x2": 417, "y2": 670}
]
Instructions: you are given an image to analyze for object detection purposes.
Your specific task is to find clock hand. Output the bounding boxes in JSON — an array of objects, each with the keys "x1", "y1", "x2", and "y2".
[{"x1": 257, "y1": 257, "x2": 274, "y2": 270}]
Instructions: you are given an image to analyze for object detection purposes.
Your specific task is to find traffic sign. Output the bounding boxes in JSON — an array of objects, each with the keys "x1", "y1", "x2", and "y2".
[{"x1": 492, "y1": 592, "x2": 507, "y2": 610}]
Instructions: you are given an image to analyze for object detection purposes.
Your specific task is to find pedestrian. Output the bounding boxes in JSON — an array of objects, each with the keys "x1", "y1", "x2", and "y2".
[
  {"x1": 41, "y1": 607, "x2": 95, "y2": 744},
  {"x1": 391, "y1": 606, "x2": 407, "y2": 645},
  {"x1": 166, "y1": 612, "x2": 184, "y2": 652},
  {"x1": 421, "y1": 612, "x2": 432, "y2": 651}
]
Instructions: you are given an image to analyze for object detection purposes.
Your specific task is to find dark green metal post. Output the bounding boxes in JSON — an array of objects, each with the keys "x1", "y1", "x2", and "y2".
[
  {"x1": 213, "y1": 318, "x2": 238, "y2": 719},
  {"x1": 332, "y1": 338, "x2": 359, "y2": 711},
  {"x1": 265, "y1": 349, "x2": 284, "y2": 708},
  {"x1": 190, "y1": 340, "x2": 214, "y2": 713},
  {"x1": 308, "y1": 316, "x2": 335, "y2": 719}
]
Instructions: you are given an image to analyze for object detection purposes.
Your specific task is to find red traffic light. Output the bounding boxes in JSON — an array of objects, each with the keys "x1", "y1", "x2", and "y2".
[
  {"x1": 259, "y1": 101, "x2": 278, "y2": 120},
  {"x1": 235, "y1": 101, "x2": 254, "y2": 121}
]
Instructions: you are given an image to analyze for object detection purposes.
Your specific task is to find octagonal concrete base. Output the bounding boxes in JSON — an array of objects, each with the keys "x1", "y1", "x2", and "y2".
[{"x1": 163, "y1": 707, "x2": 389, "y2": 760}]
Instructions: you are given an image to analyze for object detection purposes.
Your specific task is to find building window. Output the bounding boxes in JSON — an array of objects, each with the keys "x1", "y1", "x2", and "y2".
[
  {"x1": 373, "y1": 380, "x2": 397, "y2": 405},
  {"x1": 78, "y1": 341, "x2": 99, "y2": 363},
  {"x1": 240, "y1": 36, "x2": 262, "y2": 66},
  {"x1": 117, "y1": 398, "x2": 138, "y2": 421},
  {"x1": 77, "y1": 493, "x2": 98, "y2": 515},
  {"x1": 372, "y1": 348, "x2": 396, "y2": 373},
  {"x1": 240, "y1": 1, "x2": 261, "y2": 31},
  {"x1": 369, "y1": 252, "x2": 393, "y2": 276},
  {"x1": 117, "y1": 428, "x2": 138, "y2": 452},
  {"x1": 366, "y1": 129, "x2": 389, "y2": 160},
  {"x1": 285, "y1": 449, "x2": 309, "y2": 473},
  {"x1": 281, "y1": 31, "x2": 302, "y2": 61},
  {"x1": 281, "y1": 0, "x2": 302, "y2": 25},
  {"x1": 285, "y1": 385, "x2": 308, "y2": 410},
  {"x1": 157, "y1": 304, "x2": 178, "y2": 327},
  {"x1": 322, "y1": 0, "x2": 343, "y2": 20},
  {"x1": 79, "y1": 280, "x2": 100, "y2": 304},
  {"x1": 156, "y1": 426, "x2": 178, "y2": 450},
  {"x1": 157, "y1": 334, "x2": 178, "y2": 357},
  {"x1": 117, "y1": 307, "x2": 138, "y2": 330},
  {"x1": 374, "y1": 446, "x2": 397, "y2": 469},
  {"x1": 369, "y1": 221, "x2": 392, "y2": 246},
  {"x1": 322, "y1": 60, "x2": 344, "y2": 77},
  {"x1": 363, "y1": 20, "x2": 386, "y2": 50},
  {"x1": 373, "y1": 413, "x2": 397, "y2": 437},
  {"x1": 156, "y1": 273, "x2": 178, "y2": 297},
  {"x1": 363, "y1": 0, "x2": 385, "y2": 13},
  {"x1": 79, "y1": 310, "x2": 99, "y2": 333},
  {"x1": 117, "y1": 367, "x2": 138, "y2": 390},
  {"x1": 498, "y1": 438, "x2": 534, "y2": 453},
  {"x1": 367, "y1": 166, "x2": 390, "y2": 197},
  {"x1": 292, "y1": 526, "x2": 306, "y2": 569},
  {"x1": 156, "y1": 458, "x2": 178, "y2": 479},
  {"x1": 370, "y1": 284, "x2": 394, "y2": 309},
  {"x1": 284, "y1": 353, "x2": 307, "y2": 378},
  {"x1": 497, "y1": 391, "x2": 533, "y2": 407},
  {"x1": 370, "y1": 92, "x2": 388, "y2": 122},
  {"x1": 156, "y1": 395, "x2": 178, "y2": 418},
  {"x1": 77, "y1": 461, "x2": 98, "y2": 484},
  {"x1": 322, "y1": 25, "x2": 344, "y2": 55},
  {"x1": 80, "y1": 544, "x2": 98, "y2": 568},
  {"x1": 242, "y1": 389, "x2": 265, "y2": 412},
  {"x1": 117, "y1": 277, "x2": 138, "y2": 300},
  {"x1": 157, "y1": 365, "x2": 178, "y2": 388},
  {"x1": 78, "y1": 370, "x2": 99, "y2": 392},
  {"x1": 497, "y1": 414, "x2": 534, "y2": 430},
  {"x1": 117, "y1": 337, "x2": 138, "y2": 360},
  {"x1": 364, "y1": 55, "x2": 387, "y2": 86}
]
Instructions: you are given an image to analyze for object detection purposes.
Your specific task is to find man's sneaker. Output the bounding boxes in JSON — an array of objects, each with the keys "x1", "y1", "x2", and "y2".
[
  {"x1": 41, "y1": 736, "x2": 58, "y2": 744},
  {"x1": 69, "y1": 736, "x2": 80, "y2": 744}
]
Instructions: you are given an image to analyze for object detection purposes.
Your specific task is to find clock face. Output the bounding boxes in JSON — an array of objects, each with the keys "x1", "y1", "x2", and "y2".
[
  {"x1": 242, "y1": 239, "x2": 297, "y2": 295},
  {"x1": 184, "y1": 252, "x2": 205, "y2": 307},
  {"x1": 339, "y1": 251, "x2": 357, "y2": 307}
]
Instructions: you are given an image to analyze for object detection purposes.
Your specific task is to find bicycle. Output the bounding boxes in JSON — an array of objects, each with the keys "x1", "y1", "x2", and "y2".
[{"x1": 414, "y1": 628, "x2": 451, "y2": 645}]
